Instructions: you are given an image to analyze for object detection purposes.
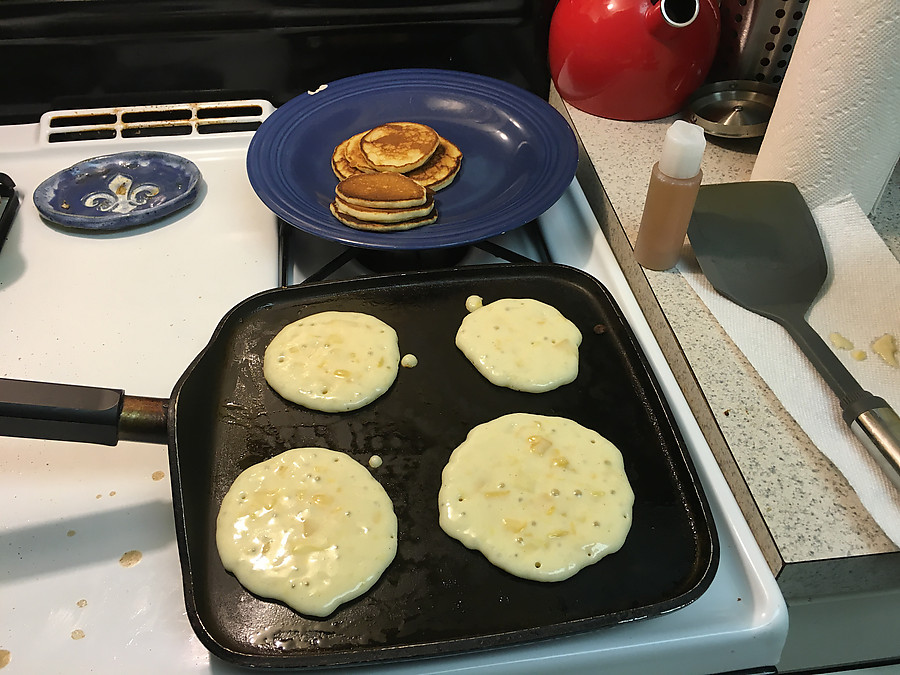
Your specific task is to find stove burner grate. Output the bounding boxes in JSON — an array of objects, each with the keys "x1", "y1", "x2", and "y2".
[{"x1": 279, "y1": 220, "x2": 550, "y2": 287}]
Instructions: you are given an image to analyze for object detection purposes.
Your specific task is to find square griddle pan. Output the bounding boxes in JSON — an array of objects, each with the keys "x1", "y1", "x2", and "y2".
[{"x1": 169, "y1": 262, "x2": 719, "y2": 669}]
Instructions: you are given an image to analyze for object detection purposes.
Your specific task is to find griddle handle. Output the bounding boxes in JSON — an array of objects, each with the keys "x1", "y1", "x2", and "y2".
[
  {"x1": 0, "y1": 378, "x2": 167, "y2": 446},
  {"x1": 120, "y1": 395, "x2": 169, "y2": 444}
]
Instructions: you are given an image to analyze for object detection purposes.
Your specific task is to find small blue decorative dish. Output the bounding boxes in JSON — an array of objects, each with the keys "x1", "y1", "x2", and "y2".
[{"x1": 33, "y1": 151, "x2": 202, "y2": 230}]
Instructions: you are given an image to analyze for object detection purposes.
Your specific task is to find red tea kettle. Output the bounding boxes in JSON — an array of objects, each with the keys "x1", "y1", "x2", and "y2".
[{"x1": 549, "y1": 0, "x2": 720, "y2": 121}]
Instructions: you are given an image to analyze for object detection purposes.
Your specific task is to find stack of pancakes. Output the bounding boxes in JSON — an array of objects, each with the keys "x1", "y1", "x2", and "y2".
[
  {"x1": 330, "y1": 122, "x2": 462, "y2": 231},
  {"x1": 330, "y1": 173, "x2": 437, "y2": 231}
]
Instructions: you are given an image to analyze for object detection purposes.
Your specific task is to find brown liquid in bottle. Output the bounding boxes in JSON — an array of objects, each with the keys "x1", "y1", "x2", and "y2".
[{"x1": 633, "y1": 162, "x2": 702, "y2": 271}]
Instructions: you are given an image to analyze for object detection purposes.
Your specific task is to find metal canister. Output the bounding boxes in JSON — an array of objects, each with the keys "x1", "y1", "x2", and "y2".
[{"x1": 708, "y1": 0, "x2": 808, "y2": 87}]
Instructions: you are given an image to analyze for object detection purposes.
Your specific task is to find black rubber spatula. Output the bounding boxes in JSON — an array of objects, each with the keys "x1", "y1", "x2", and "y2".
[{"x1": 687, "y1": 181, "x2": 900, "y2": 492}]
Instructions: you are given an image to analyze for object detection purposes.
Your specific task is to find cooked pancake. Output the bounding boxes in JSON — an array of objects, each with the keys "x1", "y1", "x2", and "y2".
[
  {"x1": 406, "y1": 138, "x2": 463, "y2": 191},
  {"x1": 360, "y1": 122, "x2": 440, "y2": 173},
  {"x1": 341, "y1": 131, "x2": 377, "y2": 175},
  {"x1": 333, "y1": 192, "x2": 435, "y2": 224},
  {"x1": 263, "y1": 311, "x2": 400, "y2": 413},
  {"x1": 331, "y1": 133, "x2": 370, "y2": 180},
  {"x1": 335, "y1": 172, "x2": 428, "y2": 209},
  {"x1": 216, "y1": 447, "x2": 398, "y2": 617},
  {"x1": 331, "y1": 157, "x2": 352, "y2": 182},
  {"x1": 456, "y1": 296, "x2": 583, "y2": 393},
  {"x1": 438, "y1": 413, "x2": 633, "y2": 582},
  {"x1": 329, "y1": 202, "x2": 438, "y2": 231}
]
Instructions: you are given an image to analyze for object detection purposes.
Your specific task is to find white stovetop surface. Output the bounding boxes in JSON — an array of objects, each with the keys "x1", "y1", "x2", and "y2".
[{"x1": 0, "y1": 114, "x2": 786, "y2": 674}]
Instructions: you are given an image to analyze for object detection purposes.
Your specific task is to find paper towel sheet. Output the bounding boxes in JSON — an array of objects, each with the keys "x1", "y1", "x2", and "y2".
[
  {"x1": 681, "y1": 195, "x2": 900, "y2": 545},
  {"x1": 750, "y1": 0, "x2": 900, "y2": 214}
]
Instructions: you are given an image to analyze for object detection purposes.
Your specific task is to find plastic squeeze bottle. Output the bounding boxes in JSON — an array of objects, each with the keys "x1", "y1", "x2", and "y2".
[{"x1": 633, "y1": 120, "x2": 706, "y2": 270}]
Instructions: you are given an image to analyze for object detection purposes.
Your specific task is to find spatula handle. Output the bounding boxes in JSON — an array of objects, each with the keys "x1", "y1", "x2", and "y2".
[
  {"x1": 778, "y1": 313, "x2": 900, "y2": 492},
  {"x1": 845, "y1": 395, "x2": 900, "y2": 493},
  {"x1": 776, "y1": 309, "x2": 864, "y2": 404}
]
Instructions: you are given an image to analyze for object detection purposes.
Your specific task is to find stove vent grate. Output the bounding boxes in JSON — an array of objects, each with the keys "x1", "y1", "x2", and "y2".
[{"x1": 41, "y1": 101, "x2": 273, "y2": 144}]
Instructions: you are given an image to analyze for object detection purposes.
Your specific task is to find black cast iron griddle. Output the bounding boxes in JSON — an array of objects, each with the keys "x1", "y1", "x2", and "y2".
[{"x1": 167, "y1": 263, "x2": 718, "y2": 669}]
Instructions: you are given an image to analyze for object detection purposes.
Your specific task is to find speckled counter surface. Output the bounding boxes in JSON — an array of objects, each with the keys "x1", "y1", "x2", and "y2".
[{"x1": 551, "y1": 92, "x2": 900, "y2": 599}]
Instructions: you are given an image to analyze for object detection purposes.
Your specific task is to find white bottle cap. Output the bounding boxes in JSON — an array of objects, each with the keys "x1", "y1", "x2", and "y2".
[{"x1": 658, "y1": 120, "x2": 706, "y2": 179}]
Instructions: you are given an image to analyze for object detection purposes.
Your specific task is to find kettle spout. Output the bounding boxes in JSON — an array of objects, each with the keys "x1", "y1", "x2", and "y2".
[{"x1": 647, "y1": 0, "x2": 700, "y2": 38}]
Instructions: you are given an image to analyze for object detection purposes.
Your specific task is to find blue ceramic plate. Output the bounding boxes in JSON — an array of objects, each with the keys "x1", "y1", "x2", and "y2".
[
  {"x1": 33, "y1": 151, "x2": 202, "y2": 230},
  {"x1": 246, "y1": 69, "x2": 578, "y2": 251}
]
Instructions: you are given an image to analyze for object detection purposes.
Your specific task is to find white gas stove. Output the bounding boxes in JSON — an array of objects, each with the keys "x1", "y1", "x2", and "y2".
[{"x1": 0, "y1": 102, "x2": 787, "y2": 674}]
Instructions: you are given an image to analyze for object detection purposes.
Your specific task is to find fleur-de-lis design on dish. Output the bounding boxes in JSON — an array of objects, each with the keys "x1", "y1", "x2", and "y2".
[{"x1": 83, "y1": 174, "x2": 161, "y2": 214}]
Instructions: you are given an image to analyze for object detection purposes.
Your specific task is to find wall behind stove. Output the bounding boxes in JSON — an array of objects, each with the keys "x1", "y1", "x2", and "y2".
[{"x1": 0, "y1": 0, "x2": 556, "y2": 123}]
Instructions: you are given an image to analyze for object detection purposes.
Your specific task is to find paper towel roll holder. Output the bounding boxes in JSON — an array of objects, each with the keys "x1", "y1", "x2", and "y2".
[{"x1": 687, "y1": 80, "x2": 777, "y2": 138}]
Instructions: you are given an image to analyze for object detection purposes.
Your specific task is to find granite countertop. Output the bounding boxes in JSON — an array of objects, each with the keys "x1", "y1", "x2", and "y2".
[{"x1": 551, "y1": 91, "x2": 900, "y2": 599}]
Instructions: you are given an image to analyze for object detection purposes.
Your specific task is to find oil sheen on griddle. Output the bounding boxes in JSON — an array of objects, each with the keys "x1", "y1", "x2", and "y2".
[{"x1": 633, "y1": 120, "x2": 706, "y2": 271}]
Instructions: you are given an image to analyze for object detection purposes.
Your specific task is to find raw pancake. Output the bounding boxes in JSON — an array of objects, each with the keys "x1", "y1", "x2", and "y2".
[
  {"x1": 455, "y1": 296, "x2": 583, "y2": 393},
  {"x1": 360, "y1": 122, "x2": 440, "y2": 173},
  {"x1": 216, "y1": 447, "x2": 398, "y2": 617},
  {"x1": 264, "y1": 311, "x2": 400, "y2": 413},
  {"x1": 405, "y1": 138, "x2": 463, "y2": 191},
  {"x1": 438, "y1": 413, "x2": 633, "y2": 582}
]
